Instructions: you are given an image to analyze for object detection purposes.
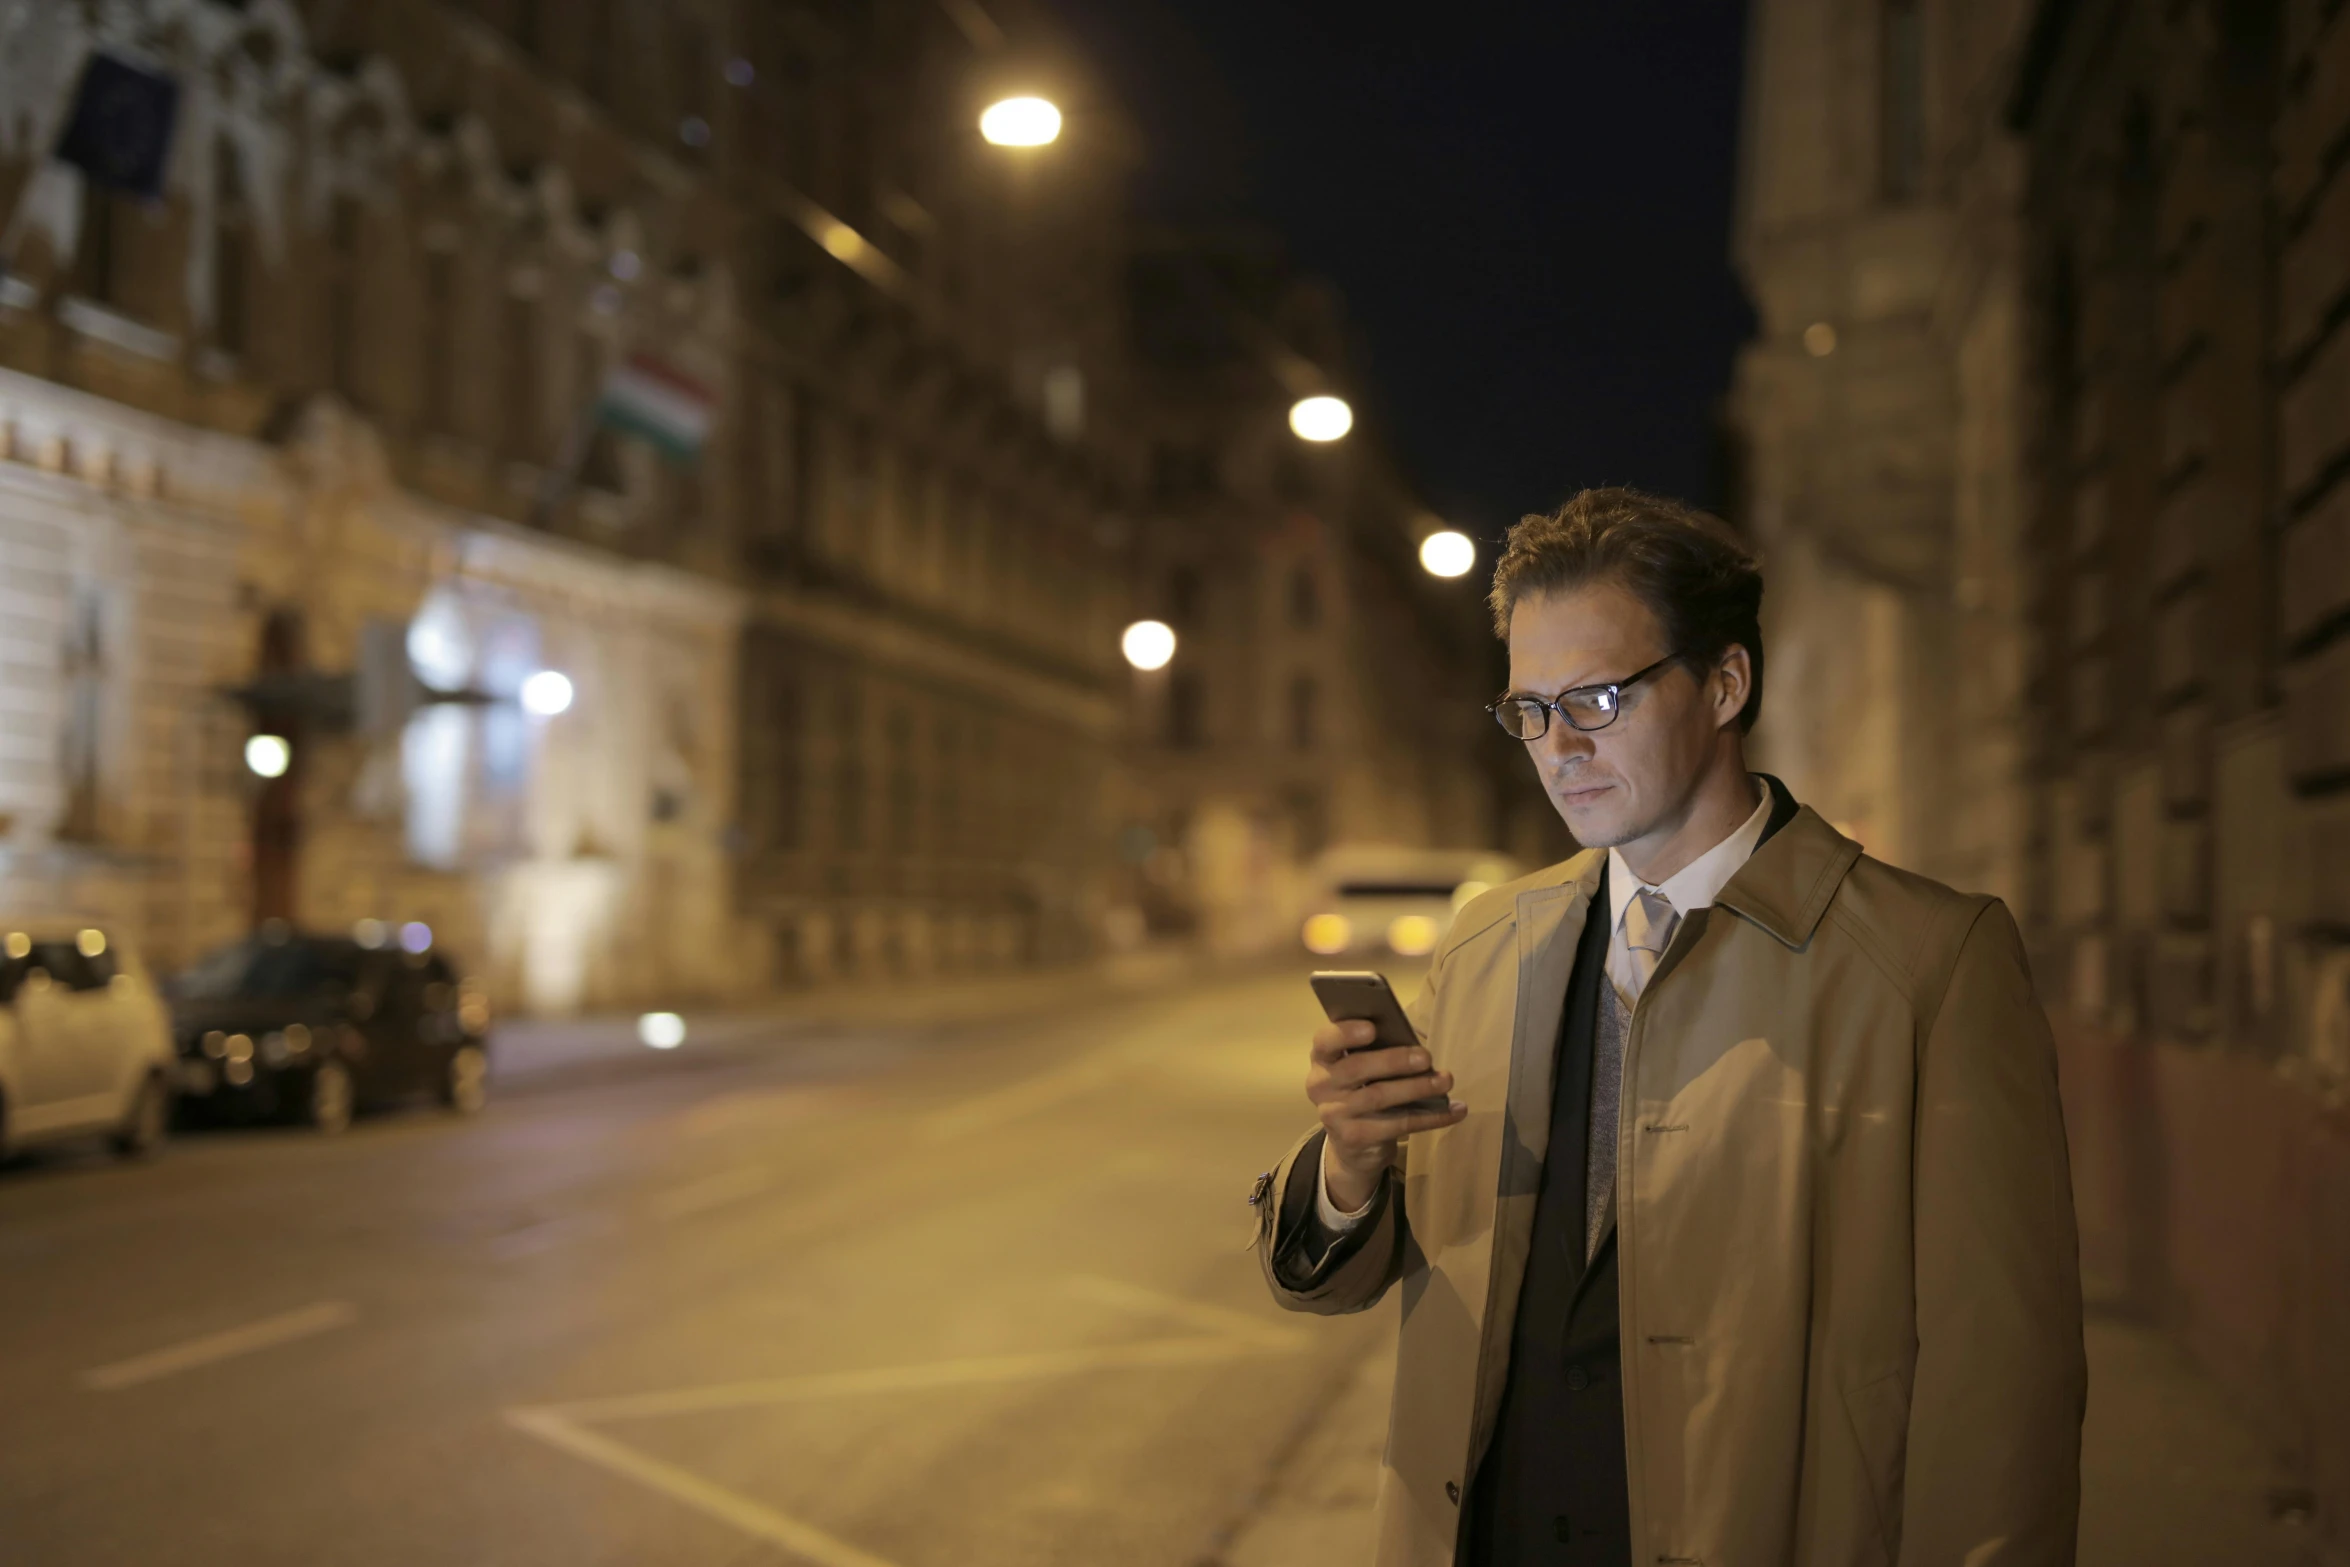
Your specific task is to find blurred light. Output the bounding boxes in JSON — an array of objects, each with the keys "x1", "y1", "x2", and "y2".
[
  {"x1": 261, "y1": 1031, "x2": 289, "y2": 1066},
  {"x1": 1419, "y1": 530, "x2": 1476, "y2": 578},
  {"x1": 1289, "y1": 395, "x2": 1353, "y2": 443},
  {"x1": 819, "y1": 220, "x2": 866, "y2": 263},
  {"x1": 225, "y1": 1033, "x2": 253, "y2": 1064},
  {"x1": 3, "y1": 932, "x2": 26, "y2": 959},
  {"x1": 1302, "y1": 913, "x2": 1353, "y2": 955},
  {"x1": 609, "y1": 249, "x2": 642, "y2": 282},
  {"x1": 201, "y1": 1030, "x2": 225, "y2": 1059},
  {"x1": 406, "y1": 597, "x2": 474, "y2": 690},
  {"x1": 224, "y1": 1058, "x2": 253, "y2": 1087},
  {"x1": 980, "y1": 96, "x2": 1062, "y2": 147},
  {"x1": 353, "y1": 918, "x2": 387, "y2": 949},
  {"x1": 1121, "y1": 619, "x2": 1176, "y2": 671},
  {"x1": 284, "y1": 1023, "x2": 311, "y2": 1056},
  {"x1": 638, "y1": 1011, "x2": 687, "y2": 1050},
  {"x1": 1387, "y1": 915, "x2": 1440, "y2": 957},
  {"x1": 245, "y1": 734, "x2": 291, "y2": 778},
  {"x1": 679, "y1": 115, "x2": 711, "y2": 148},
  {"x1": 399, "y1": 921, "x2": 432, "y2": 954},
  {"x1": 724, "y1": 57, "x2": 756, "y2": 87},
  {"x1": 520, "y1": 670, "x2": 574, "y2": 716},
  {"x1": 76, "y1": 928, "x2": 105, "y2": 957},
  {"x1": 590, "y1": 282, "x2": 623, "y2": 315},
  {"x1": 1803, "y1": 321, "x2": 1838, "y2": 357},
  {"x1": 1450, "y1": 879, "x2": 1492, "y2": 911}
]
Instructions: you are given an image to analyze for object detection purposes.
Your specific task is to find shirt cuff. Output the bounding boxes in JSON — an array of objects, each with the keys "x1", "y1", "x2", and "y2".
[{"x1": 1316, "y1": 1142, "x2": 1377, "y2": 1229}]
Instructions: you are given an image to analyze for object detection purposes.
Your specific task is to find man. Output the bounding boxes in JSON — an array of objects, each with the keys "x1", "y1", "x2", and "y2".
[{"x1": 1253, "y1": 488, "x2": 2085, "y2": 1566}]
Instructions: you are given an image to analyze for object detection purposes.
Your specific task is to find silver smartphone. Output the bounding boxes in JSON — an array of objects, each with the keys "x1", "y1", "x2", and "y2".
[{"x1": 1308, "y1": 970, "x2": 1448, "y2": 1115}]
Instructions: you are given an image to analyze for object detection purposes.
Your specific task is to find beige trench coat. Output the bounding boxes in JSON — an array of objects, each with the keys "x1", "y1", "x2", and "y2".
[{"x1": 1257, "y1": 805, "x2": 2086, "y2": 1566}]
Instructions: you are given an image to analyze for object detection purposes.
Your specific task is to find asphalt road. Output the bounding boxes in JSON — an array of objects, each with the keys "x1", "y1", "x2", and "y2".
[{"x1": 0, "y1": 966, "x2": 1390, "y2": 1567}]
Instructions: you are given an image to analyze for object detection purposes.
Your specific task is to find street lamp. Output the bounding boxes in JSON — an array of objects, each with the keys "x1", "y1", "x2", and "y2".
[
  {"x1": 1121, "y1": 619, "x2": 1176, "y2": 671},
  {"x1": 1288, "y1": 395, "x2": 1353, "y2": 443},
  {"x1": 244, "y1": 734, "x2": 291, "y2": 778},
  {"x1": 520, "y1": 670, "x2": 574, "y2": 717},
  {"x1": 1419, "y1": 530, "x2": 1476, "y2": 579},
  {"x1": 980, "y1": 96, "x2": 1062, "y2": 147}
]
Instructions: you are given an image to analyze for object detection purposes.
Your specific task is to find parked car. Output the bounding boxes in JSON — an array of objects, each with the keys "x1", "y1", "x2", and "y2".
[
  {"x1": 1297, "y1": 845, "x2": 1527, "y2": 960},
  {"x1": 169, "y1": 925, "x2": 491, "y2": 1134},
  {"x1": 0, "y1": 920, "x2": 175, "y2": 1160}
]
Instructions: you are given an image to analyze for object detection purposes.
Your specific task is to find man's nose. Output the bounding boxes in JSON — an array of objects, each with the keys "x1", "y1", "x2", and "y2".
[{"x1": 1536, "y1": 720, "x2": 1595, "y2": 765}]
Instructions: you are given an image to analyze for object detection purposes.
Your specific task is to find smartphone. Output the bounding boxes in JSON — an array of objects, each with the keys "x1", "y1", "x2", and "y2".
[{"x1": 1309, "y1": 970, "x2": 1448, "y2": 1115}]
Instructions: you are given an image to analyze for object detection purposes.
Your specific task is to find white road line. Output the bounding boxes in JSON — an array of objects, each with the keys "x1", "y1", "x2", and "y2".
[
  {"x1": 920, "y1": 1047, "x2": 1130, "y2": 1140},
  {"x1": 506, "y1": 1409, "x2": 903, "y2": 1567},
  {"x1": 644, "y1": 1166, "x2": 773, "y2": 1221},
  {"x1": 1062, "y1": 1273, "x2": 1304, "y2": 1350},
  {"x1": 521, "y1": 1335, "x2": 1278, "y2": 1425},
  {"x1": 80, "y1": 1300, "x2": 358, "y2": 1392}
]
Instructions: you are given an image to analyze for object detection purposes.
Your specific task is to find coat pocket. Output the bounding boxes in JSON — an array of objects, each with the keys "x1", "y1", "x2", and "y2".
[{"x1": 1839, "y1": 1366, "x2": 1912, "y2": 1560}]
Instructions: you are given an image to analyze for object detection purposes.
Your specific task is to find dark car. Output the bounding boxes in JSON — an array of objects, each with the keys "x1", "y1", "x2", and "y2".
[{"x1": 168, "y1": 928, "x2": 491, "y2": 1134}]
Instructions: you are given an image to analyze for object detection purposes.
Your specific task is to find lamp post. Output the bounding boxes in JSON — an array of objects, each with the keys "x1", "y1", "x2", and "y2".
[
  {"x1": 1288, "y1": 394, "x2": 1353, "y2": 443},
  {"x1": 1120, "y1": 620, "x2": 1176, "y2": 671},
  {"x1": 980, "y1": 96, "x2": 1062, "y2": 147},
  {"x1": 1418, "y1": 530, "x2": 1476, "y2": 579}
]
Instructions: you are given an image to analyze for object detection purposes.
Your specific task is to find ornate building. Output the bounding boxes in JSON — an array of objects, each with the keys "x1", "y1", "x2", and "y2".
[
  {"x1": 1735, "y1": 0, "x2": 2350, "y2": 1547},
  {"x1": 0, "y1": 0, "x2": 1141, "y2": 1007}
]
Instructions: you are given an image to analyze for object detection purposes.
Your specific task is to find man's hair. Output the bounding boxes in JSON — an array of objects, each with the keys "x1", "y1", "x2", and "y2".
[{"x1": 1487, "y1": 487, "x2": 1766, "y2": 733}]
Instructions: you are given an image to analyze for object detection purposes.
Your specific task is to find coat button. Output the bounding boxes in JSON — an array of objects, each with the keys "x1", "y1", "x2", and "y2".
[
  {"x1": 1565, "y1": 1366, "x2": 1590, "y2": 1392},
  {"x1": 1445, "y1": 1480, "x2": 1460, "y2": 1505}
]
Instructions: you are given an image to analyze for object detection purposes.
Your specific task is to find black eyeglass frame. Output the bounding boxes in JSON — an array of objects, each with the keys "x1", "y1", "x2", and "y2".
[{"x1": 1486, "y1": 652, "x2": 1685, "y2": 739}]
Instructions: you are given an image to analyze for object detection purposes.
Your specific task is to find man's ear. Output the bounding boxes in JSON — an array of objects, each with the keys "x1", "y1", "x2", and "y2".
[{"x1": 1714, "y1": 646, "x2": 1753, "y2": 731}]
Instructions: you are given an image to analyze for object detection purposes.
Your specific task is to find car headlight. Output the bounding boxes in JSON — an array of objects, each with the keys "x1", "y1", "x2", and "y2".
[
  {"x1": 1387, "y1": 915, "x2": 1440, "y2": 956},
  {"x1": 1301, "y1": 913, "x2": 1353, "y2": 955}
]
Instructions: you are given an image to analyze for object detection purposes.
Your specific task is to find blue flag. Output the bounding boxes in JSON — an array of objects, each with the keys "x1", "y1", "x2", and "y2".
[{"x1": 54, "y1": 52, "x2": 180, "y2": 201}]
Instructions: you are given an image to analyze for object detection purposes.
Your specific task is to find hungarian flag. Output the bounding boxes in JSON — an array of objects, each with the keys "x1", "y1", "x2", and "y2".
[{"x1": 596, "y1": 355, "x2": 715, "y2": 464}]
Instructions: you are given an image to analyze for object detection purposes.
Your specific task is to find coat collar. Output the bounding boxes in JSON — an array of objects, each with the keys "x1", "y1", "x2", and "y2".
[{"x1": 1713, "y1": 774, "x2": 1862, "y2": 949}]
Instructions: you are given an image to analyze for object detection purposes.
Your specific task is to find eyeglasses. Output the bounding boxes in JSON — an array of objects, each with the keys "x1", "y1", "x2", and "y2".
[{"x1": 1487, "y1": 653, "x2": 1683, "y2": 739}]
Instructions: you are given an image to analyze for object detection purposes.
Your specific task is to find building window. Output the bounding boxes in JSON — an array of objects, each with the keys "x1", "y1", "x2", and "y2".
[
  {"x1": 1880, "y1": 0, "x2": 1926, "y2": 201},
  {"x1": 423, "y1": 248, "x2": 458, "y2": 435},
  {"x1": 1166, "y1": 564, "x2": 1202, "y2": 629},
  {"x1": 1167, "y1": 668, "x2": 1206, "y2": 749},
  {"x1": 73, "y1": 187, "x2": 124, "y2": 305},
  {"x1": 213, "y1": 140, "x2": 250, "y2": 358},
  {"x1": 1289, "y1": 566, "x2": 1320, "y2": 629},
  {"x1": 501, "y1": 289, "x2": 537, "y2": 461},
  {"x1": 1289, "y1": 674, "x2": 1318, "y2": 750},
  {"x1": 835, "y1": 681, "x2": 867, "y2": 852},
  {"x1": 328, "y1": 194, "x2": 363, "y2": 402},
  {"x1": 56, "y1": 583, "x2": 110, "y2": 843}
]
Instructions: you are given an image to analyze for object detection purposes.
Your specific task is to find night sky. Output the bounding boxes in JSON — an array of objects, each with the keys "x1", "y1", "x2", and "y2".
[{"x1": 1057, "y1": 2, "x2": 1756, "y2": 543}]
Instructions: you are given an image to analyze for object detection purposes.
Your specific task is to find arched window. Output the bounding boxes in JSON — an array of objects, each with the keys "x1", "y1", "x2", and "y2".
[{"x1": 1880, "y1": 0, "x2": 1926, "y2": 201}]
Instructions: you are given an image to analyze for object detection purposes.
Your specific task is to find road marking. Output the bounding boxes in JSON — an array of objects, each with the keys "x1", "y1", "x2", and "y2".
[
  {"x1": 81, "y1": 1300, "x2": 358, "y2": 1392},
  {"x1": 644, "y1": 1166, "x2": 772, "y2": 1221},
  {"x1": 502, "y1": 1274, "x2": 1301, "y2": 1561},
  {"x1": 1062, "y1": 1273, "x2": 1304, "y2": 1349},
  {"x1": 920, "y1": 1047, "x2": 1131, "y2": 1140},
  {"x1": 522, "y1": 1334, "x2": 1277, "y2": 1425},
  {"x1": 505, "y1": 1408, "x2": 902, "y2": 1567}
]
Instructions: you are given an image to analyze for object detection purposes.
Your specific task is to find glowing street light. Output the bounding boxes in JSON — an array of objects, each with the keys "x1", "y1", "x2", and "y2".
[
  {"x1": 520, "y1": 669, "x2": 574, "y2": 717},
  {"x1": 980, "y1": 96, "x2": 1062, "y2": 147},
  {"x1": 638, "y1": 1012, "x2": 687, "y2": 1050},
  {"x1": 1121, "y1": 619, "x2": 1176, "y2": 672},
  {"x1": 244, "y1": 734, "x2": 291, "y2": 778},
  {"x1": 1419, "y1": 530, "x2": 1477, "y2": 579},
  {"x1": 1289, "y1": 395, "x2": 1353, "y2": 443}
]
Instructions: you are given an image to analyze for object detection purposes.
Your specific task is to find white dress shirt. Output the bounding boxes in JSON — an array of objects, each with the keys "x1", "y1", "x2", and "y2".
[{"x1": 1317, "y1": 777, "x2": 1773, "y2": 1229}]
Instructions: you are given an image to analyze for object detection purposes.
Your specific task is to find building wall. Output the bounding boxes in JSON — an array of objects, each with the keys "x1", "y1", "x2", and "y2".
[
  {"x1": 0, "y1": 0, "x2": 1146, "y2": 1000},
  {"x1": 1740, "y1": 0, "x2": 2350, "y2": 1548}
]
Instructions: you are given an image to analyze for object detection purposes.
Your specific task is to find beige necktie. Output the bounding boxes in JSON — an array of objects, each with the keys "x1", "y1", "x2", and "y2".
[{"x1": 1617, "y1": 887, "x2": 1679, "y2": 1007}]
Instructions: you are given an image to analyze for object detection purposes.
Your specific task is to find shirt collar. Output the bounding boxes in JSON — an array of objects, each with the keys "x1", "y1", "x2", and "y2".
[{"x1": 1607, "y1": 777, "x2": 1773, "y2": 933}]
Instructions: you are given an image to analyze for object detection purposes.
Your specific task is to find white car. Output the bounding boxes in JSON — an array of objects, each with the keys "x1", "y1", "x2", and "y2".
[
  {"x1": 1298, "y1": 846, "x2": 1527, "y2": 960},
  {"x1": 0, "y1": 921, "x2": 174, "y2": 1160}
]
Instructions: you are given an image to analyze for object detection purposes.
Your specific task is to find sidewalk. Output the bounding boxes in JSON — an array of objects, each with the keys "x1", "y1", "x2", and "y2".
[{"x1": 1213, "y1": 1305, "x2": 2326, "y2": 1565}]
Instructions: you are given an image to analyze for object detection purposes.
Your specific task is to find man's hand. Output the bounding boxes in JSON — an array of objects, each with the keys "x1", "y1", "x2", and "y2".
[{"x1": 1307, "y1": 1020, "x2": 1467, "y2": 1213}]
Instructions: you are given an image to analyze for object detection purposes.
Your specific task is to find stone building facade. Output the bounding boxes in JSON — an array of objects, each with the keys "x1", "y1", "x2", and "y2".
[
  {"x1": 1736, "y1": 0, "x2": 2350, "y2": 1546},
  {"x1": 0, "y1": 0, "x2": 1144, "y2": 1006}
]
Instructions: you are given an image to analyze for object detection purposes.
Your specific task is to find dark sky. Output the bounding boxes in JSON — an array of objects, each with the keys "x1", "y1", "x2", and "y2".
[{"x1": 1055, "y1": 2, "x2": 1756, "y2": 541}]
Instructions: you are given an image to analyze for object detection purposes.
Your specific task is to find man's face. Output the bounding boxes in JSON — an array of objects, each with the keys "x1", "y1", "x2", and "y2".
[{"x1": 1505, "y1": 581, "x2": 1741, "y2": 852}]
